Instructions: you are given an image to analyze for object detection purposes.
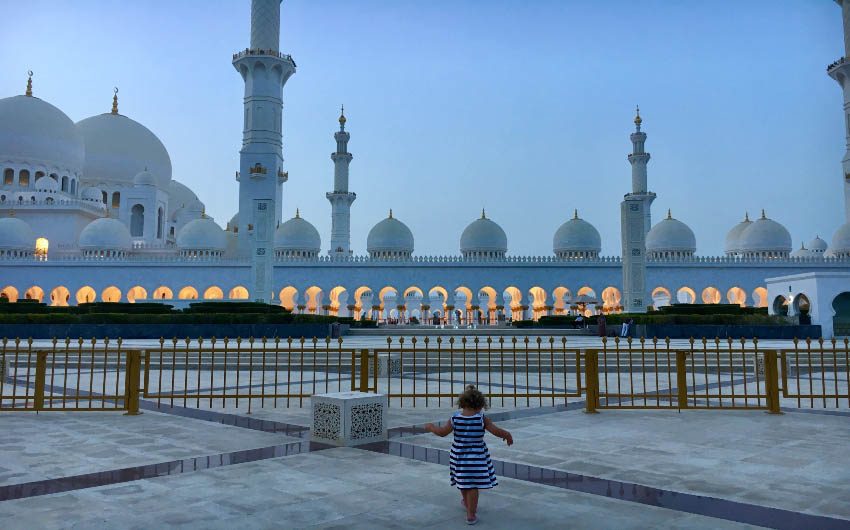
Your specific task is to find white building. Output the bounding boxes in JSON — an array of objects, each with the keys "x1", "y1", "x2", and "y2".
[{"x1": 0, "y1": 0, "x2": 849, "y2": 335}]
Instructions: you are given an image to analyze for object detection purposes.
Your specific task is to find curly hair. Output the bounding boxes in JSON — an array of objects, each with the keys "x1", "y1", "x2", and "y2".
[{"x1": 457, "y1": 385, "x2": 488, "y2": 410}]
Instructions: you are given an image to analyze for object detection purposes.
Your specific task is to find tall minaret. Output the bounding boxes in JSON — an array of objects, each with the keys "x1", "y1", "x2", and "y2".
[
  {"x1": 627, "y1": 107, "x2": 656, "y2": 234},
  {"x1": 326, "y1": 106, "x2": 356, "y2": 256},
  {"x1": 233, "y1": 0, "x2": 295, "y2": 301},
  {"x1": 828, "y1": 0, "x2": 850, "y2": 222}
]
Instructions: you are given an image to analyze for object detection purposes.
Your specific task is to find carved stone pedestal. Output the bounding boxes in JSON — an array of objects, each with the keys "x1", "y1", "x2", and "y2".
[{"x1": 311, "y1": 391, "x2": 388, "y2": 446}]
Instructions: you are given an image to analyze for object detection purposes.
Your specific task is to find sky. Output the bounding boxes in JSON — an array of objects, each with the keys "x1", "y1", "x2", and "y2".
[{"x1": 0, "y1": 0, "x2": 844, "y2": 256}]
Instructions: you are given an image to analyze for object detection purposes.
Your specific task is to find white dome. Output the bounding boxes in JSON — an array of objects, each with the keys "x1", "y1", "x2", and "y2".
[
  {"x1": 275, "y1": 211, "x2": 321, "y2": 252},
  {"x1": 0, "y1": 217, "x2": 35, "y2": 250},
  {"x1": 553, "y1": 210, "x2": 601, "y2": 254},
  {"x1": 646, "y1": 211, "x2": 696, "y2": 254},
  {"x1": 738, "y1": 211, "x2": 791, "y2": 254},
  {"x1": 367, "y1": 211, "x2": 414, "y2": 254},
  {"x1": 78, "y1": 218, "x2": 132, "y2": 250},
  {"x1": 133, "y1": 170, "x2": 156, "y2": 187},
  {"x1": 724, "y1": 213, "x2": 752, "y2": 254},
  {"x1": 80, "y1": 186, "x2": 104, "y2": 202},
  {"x1": 176, "y1": 217, "x2": 226, "y2": 251},
  {"x1": 831, "y1": 222, "x2": 850, "y2": 256},
  {"x1": 76, "y1": 112, "x2": 171, "y2": 189},
  {"x1": 34, "y1": 176, "x2": 59, "y2": 192},
  {"x1": 460, "y1": 211, "x2": 507, "y2": 254},
  {"x1": 791, "y1": 243, "x2": 812, "y2": 258},
  {"x1": 807, "y1": 236, "x2": 828, "y2": 253},
  {"x1": 0, "y1": 94, "x2": 84, "y2": 173},
  {"x1": 167, "y1": 180, "x2": 200, "y2": 213}
]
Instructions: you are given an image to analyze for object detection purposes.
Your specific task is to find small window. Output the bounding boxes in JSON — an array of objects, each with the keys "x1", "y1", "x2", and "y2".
[
  {"x1": 112, "y1": 192, "x2": 120, "y2": 209},
  {"x1": 3, "y1": 169, "x2": 13, "y2": 186},
  {"x1": 19, "y1": 170, "x2": 30, "y2": 187}
]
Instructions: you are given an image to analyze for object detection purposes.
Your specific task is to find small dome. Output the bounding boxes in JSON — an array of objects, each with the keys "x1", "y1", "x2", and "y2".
[
  {"x1": 807, "y1": 236, "x2": 828, "y2": 253},
  {"x1": 275, "y1": 211, "x2": 321, "y2": 254},
  {"x1": 176, "y1": 218, "x2": 226, "y2": 251},
  {"x1": 646, "y1": 210, "x2": 696, "y2": 256},
  {"x1": 738, "y1": 210, "x2": 791, "y2": 256},
  {"x1": 367, "y1": 210, "x2": 414, "y2": 257},
  {"x1": 133, "y1": 169, "x2": 156, "y2": 187},
  {"x1": 831, "y1": 222, "x2": 850, "y2": 257},
  {"x1": 76, "y1": 112, "x2": 171, "y2": 189},
  {"x1": 0, "y1": 217, "x2": 35, "y2": 250},
  {"x1": 460, "y1": 210, "x2": 507, "y2": 257},
  {"x1": 34, "y1": 176, "x2": 59, "y2": 192},
  {"x1": 0, "y1": 94, "x2": 84, "y2": 174},
  {"x1": 553, "y1": 210, "x2": 601, "y2": 257},
  {"x1": 724, "y1": 213, "x2": 752, "y2": 255},
  {"x1": 791, "y1": 243, "x2": 812, "y2": 258},
  {"x1": 167, "y1": 180, "x2": 200, "y2": 214},
  {"x1": 78, "y1": 218, "x2": 132, "y2": 250},
  {"x1": 80, "y1": 186, "x2": 103, "y2": 202}
]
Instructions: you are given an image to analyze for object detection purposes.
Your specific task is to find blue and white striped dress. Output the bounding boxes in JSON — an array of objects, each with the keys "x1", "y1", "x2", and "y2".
[{"x1": 449, "y1": 411, "x2": 498, "y2": 489}]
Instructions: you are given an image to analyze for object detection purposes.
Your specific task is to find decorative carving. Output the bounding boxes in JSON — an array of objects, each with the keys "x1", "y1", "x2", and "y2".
[
  {"x1": 312, "y1": 402, "x2": 341, "y2": 440},
  {"x1": 349, "y1": 402, "x2": 384, "y2": 440}
]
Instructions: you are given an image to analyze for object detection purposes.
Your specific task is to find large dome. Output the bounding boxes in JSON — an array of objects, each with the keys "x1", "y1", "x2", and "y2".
[
  {"x1": 460, "y1": 210, "x2": 507, "y2": 256},
  {"x1": 0, "y1": 217, "x2": 35, "y2": 250},
  {"x1": 275, "y1": 211, "x2": 321, "y2": 255},
  {"x1": 646, "y1": 210, "x2": 696, "y2": 255},
  {"x1": 367, "y1": 210, "x2": 414, "y2": 257},
  {"x1": 738, "y1": 210, "x2": 791, "y2": 256},
  {"x1": 78, "y1": 218, "x2": 132, "y2": 250},
  {"x1": 0, "y1": 94, "x2": 84, "y2": 174},
  {"x1": 76, "y1": 112, "x2": 171, "y2": 189},
  {"x1": 553, "y1": 210, "x2": 601, "y2": 257},
  {"x1": 831, "y1": 222, "x2": 850, "y2": 257},
  {"x1": 176, "y1": 218, "x2": 227, "y2": 251},
  {"x1": 724, "y1": 213, "x2": 752, "y2": 255}
]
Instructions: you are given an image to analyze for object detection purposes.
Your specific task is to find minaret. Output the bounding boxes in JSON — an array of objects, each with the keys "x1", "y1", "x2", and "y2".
[
  {"x1": 233, "y1": 0, "x2": 295, "y2": 301},
  {"x1": 627, "y1": 107, "x2": 656, "y2": 234},
  {"x1": 828, "y1": 0, "x2": 850, "y2": 222},
  {"x1": 326, "y1": 106, "x2": 356, "y2": 256}
]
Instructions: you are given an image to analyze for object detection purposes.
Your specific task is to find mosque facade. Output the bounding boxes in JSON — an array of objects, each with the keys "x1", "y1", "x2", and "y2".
[{"x1": 1, "y1": 0, "x2": 850, "y2": 329}]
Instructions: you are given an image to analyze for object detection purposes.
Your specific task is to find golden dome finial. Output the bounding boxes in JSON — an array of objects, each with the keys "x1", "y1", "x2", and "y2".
[
  {"x1": 744, "y1": 211, "x2": 749, "y2": 222},
  {"x1": 25, "y1": 70, "x2": 33, "y2": 97},
  {"x1": 295, "y1": 208, "x2": 300, "y2": 218},
  {"x1": 667, "y1": 208, "x2": 672, "y2": 220},
  {"x1": 339, "y1": 104, "x2": 346, "y2": 126},
  {"x1": 111, "y1": 87, "x2": 119, "y2": 115},
  {"x1": 389, "y1": 208, "x2": 393, "y2": 219},
  {"x1": 761, "y1": 209, "x2": 766, "y2": 219},
  {"x1": 481, "y1": 208, "x2": 487, "y2": 219},
  {"x1": 634, "y1": 105, "x2": 642, "y2": 127},
  {"x1": 573, "y1": 208, "x2": 579, "y2": 220}
]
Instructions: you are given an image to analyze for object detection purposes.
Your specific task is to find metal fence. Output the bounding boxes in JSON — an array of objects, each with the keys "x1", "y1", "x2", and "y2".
[{"x1": 1, "y1": 336, "x2": 848, "y2": 413}]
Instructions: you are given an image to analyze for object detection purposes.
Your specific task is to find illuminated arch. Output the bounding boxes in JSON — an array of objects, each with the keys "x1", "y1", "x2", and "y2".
[
  {"x1": 676, "y1": 286, "x2": 696, "y2": 304},
  {"x1": 49, "y1": 286, "x2": 70, "y2": 307},
  {"x1": 75, "y1": 286, "x2": 96, "y2": 304},
  {"x1": 329, "y1": 286, "x2": 348, "y2": 314},
  {"x1": 651, "y1": 286, "x2": 671, "y2": 308},
  {"x1": 101, "y1": 286, "x2": 122, "y2": 303},
  {"x1": 229, "y1": 286, "x2": 249, "y2": 300},
  {"x1": 127, "y1": 286, "x2": 148, "y2": 303},
  {"x1": 503, "y1": 286, "x2": 523, "y2": 321},
  {"x1": 305, "y1": 286, "x2": 324, "y2": 313},
  {"x1": 752, "y1": 287, "x2": 768, "y2": 308},
  {"x1": 701, "y1": 287, "x2": 721, "y2": 304},
  {"x1": 278, "y1": 286, "x2": 298, "y2": 310},
  {"x1": 178, "y1": 286, "x2": 199, "y2": 300},
  {"x1": 24, "y1": 286, "x2": 44, "y2": 302},
  {"x1": 726, "y1": 287, "x2": 747, "y2": 307},
  {"x1": 153, "y1": 286, "x2": 173, "y2": 300},
  {"x1": 0, "y1": 285, "x2": 19, "y2": 302},
  {"x1": 601, "y1": 287, "x2": 622, "y2": 310},
  {"x1": 204, "y1": 286, "x2": 224, "y2": 300},
  {"x1": 552, "y1": 286, "x2": 571, "y2": 313}
]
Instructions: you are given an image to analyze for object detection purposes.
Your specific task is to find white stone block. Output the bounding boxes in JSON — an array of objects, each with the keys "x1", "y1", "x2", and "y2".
[
  {"x1": 377, "y1": 353, "x2": 401, "y2": 377},
  {"x1": 311, "y1": 391, "x2": 387, "y2": 446}
]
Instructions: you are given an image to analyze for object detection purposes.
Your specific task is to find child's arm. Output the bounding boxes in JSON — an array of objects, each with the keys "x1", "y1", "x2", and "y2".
[
  {"x1": 424, "y1": 419, "x2": 453, "y2": 437},
  {"x1": 484, "y1": 416, "x2": 513, "y2": 446}
]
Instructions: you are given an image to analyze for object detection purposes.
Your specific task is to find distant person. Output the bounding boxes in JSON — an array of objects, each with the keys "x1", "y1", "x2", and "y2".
[
  {"x1": 620, "y1": 319, "x2": 629, "y2": 337},
  {"x1": 575, "y1": 314, "x2": 584, "y2": 329},
  {"x1": 597, "y1": 314, "x2": 606, "y2": 337},
  {"x1": 424, "y1": 385, "x2": 513, "y2": 525}
]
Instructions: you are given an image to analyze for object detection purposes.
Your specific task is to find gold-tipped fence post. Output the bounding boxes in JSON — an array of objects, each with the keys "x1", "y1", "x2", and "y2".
[
  {"x1": 676, "y1": 351, "x2": 688, "y2": 410},
  {"x1": 34, "y1": 351, "x2": 47, "y2": 411},
  {"x1": 359, "y1": 348, "x2": 370, "y2": 393},
  {"x1": 764, "y1": 350, "x2": 782, "y2": 415},
  {"x1": 584, "y1": 350, "x2": 599, "y2": 413},
  {"x1": 124, "y1": 350, "x2": 142, "y2": 416}
]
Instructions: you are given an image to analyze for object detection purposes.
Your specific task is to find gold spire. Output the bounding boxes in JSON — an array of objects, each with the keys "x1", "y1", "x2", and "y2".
[
  {"x1": 389, "y1": 208, "x2": 393, "y2": 219},
  {"x1": 111, "y1": 87, "x2": 119, "y2": 115},
  {"x1": 339, "y1": 104, "x2": 346, "y2": 126},
  {"x1": 573, "y1": 209, "x2": 579, "y2": 220},
  {"x1": 25, "y1": 70, "x2": 33, "y2": 97},
  {"x1": 634, "y1": 105, "x2": 642, "y2": 127},
  {"x1": 761, "y1": 209, "x2": 766, "y2": 219},
  {"x1": 667, "y1": 208, "x2": 672, "y2": 220},
  {"x1": 744, "y1": 212, "x2": 749, "y2": 222},
  {"x1": 295, "y1": 208, "x2": 300, "y2": 218}
]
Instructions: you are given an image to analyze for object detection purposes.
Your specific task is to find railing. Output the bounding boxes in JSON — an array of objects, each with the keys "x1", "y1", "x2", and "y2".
[{"x1": 1, "y1": 337, "x2": 847, "y2": 413}]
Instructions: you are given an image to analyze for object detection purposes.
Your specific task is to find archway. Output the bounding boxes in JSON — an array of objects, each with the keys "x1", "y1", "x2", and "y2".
[
  {"x1": 792, "y1": 293, "x2": 810, "y2": 316},
  {"x1": 204, "y1": 286, "x2": 224, "y2": 300},
  {"x1": 130, "y1": 204, "x2": 144, "y2": 237},
  {"x1": 652, "y1": 287, "x2": 671, "y2": 308},
  {"x1": 178, "y1": 286, "x2": 199, "y2": 300},
  {"x1": 127, "y1": 286, "x2": 148, "y2": 303},
  {"x1": 676, "y1": 287, "x2": 696, "y2": 304},
  {"x1": 601, "y1": 287, "x2": 622, "y2": 312},
  {"x1": 49, "y1": 286, "x2": 70, "y2": 307},
  {"x1": 24, "y1": 286, "x2": 44, "y2": 302},
  {"x1": 0, "y1": 286, "x2": 19, "y2": 302},
  {"x1": 278, "y1": 286, "x2": 298, "y2": 310},
  {"x1": 503, "y1": 286, "x2": 523, "y2": 321},
  {"x1": 478, "y1": 286, "x2": 498, "y2": 324},
  {"x1": 305, "y1": 286, "x2": 324, "y2": 314},
  {"x1": 832, "y1": 292, "x2": 850, "y2": 336},
  {"x1": 726, "y1": 287, "x2": 747, "y2": 307},
  {"x1": 229, "y1": 286, "x2": 249, "y2": 300},
  {"x1": 528, "y1": 286, "x2": 547, "y2": 321},
  {"x1": 354, "y1": 286, "x2": 374, "y2": 320},
  {"x1": 153, "y1": 286, "x2": 173, "y2": 300},
  {"x1": 101, "y1": 286, "x2": 121, "y2": 303},
  {"x1": 329, "y1": 286, "x2": 348, "y2": 316},
  {"x1": 752, "y1": 287, "x2": 768, "y2": 308},
  {"x1": 701, "y1": 287, "x2": 721, "y2": 304},
  {"x1": 76, "y1": 286, "x2": 96, "y2": 304},
  {"x1": 454, "y1": 286, "x2": 474, "y2": 324},
  {"x1": 772, "y1": 295, "x2": 789, "y2": 316},
  {"x1": 552, "y1": 286, "x2": 571, "y2": 315}
]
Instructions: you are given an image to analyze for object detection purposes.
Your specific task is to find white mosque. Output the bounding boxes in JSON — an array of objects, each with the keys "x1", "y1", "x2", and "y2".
[{"x1": 1, "y1": 0, "x2": 850, "y2": 332}]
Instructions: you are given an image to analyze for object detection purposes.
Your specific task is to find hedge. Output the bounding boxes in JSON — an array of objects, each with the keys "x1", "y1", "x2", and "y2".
[{"x1": 524, "y1": 313, "x2": 787, "y2": 327}]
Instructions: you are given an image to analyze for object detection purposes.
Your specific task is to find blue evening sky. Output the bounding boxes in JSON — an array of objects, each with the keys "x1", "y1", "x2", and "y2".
[{"x1": 0, "y1": 0, "x2": 843, "y2": 256}]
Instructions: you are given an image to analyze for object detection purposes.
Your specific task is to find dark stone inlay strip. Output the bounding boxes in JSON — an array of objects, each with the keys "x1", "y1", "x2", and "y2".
[
  {"x1": 0, "y1": 440, "x2": 331, "y2": 502},
  {"x1": 360, "y1": 441, "x2": 850, "y2": 530},
  {"x1": 138, "y1": 399, "x2": 311, "y2": 437}
]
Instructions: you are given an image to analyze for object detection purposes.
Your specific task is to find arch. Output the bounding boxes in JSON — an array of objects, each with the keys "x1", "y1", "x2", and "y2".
[
  {"x1": 157, "y1": 207, "x2": 164, "y2": 239},
  {"x1": 278, "y1": 286, "x2": 298, "y2": 310},
  {"x1": 503, "y1": 286, "x2": 524, "y2": 321},
  {"x1": 305, "y1": 286, "x2": 324, "y2": 313},
  {"x1": 61, "y1": 176, "x2": 69, "y2": 192},
  {"x1": 832, "y1": 292, "x2": 850, "y2": 336},
  {"x1": 403, "y1": 285, "x2": 424, "y2": 298},
  {"x1": 701, "y1": 287, "x2": 721, "y2": 304},
  {"x1": 455, "y1": 286, "x2": 474, "y2": 308},
  {"x1": 352, "y1": 286, "x2": 373, "y2": 320},
  {"x1": 70, "y1": 179, "x2": 76, "y2": 195},
  {"x1": 552, "y1": 286, "x2": 571, "y2": 313},
  {"x1": 153, "y1": 286, "x2": 173, "y2": 300},
  {"x1": 652, "y1": 286, "x2": 671, "y2": 308},
  {"x1": 772, "y1": 295, "x2": 789, "y2": 316},
  {"x1": 529, "y1": 286, "x2": 547, "y2": 321},
  {"x1": 203, "y1": 286, "x2": 224, "y2": 300},
  {"x1": 229, "y1": 285, "x2": 249, "y2": 300},
  {"x1": 576, "y1": 286, "x2": 596, "y2": 299},
  {"x1": 726, "y1": 287, "x2": 747, "y2": 307},
  {"x1": 378, "y1": 286, "x2": 398, "y2": 302},
  {"x1": 49, "y1": 286, "x2": 71, "y2": 307},
  {"x1": 127, "y1": 285, "x2": 148, "y2": 303},
  {"x1": 75, "y1": 286, "x2": 96, "y2": 304},
  {"x1": 0, "y1": 285, "x2": 19, "y2": 302},
  {"x1": 111, "y1": 191, "x2": 120, "y2": 209},
  {"x1": 752, "y1": 287, "x2": 768, "y2": 308},
  {"x1": 24, "y1": 285, "x2": 44, "y2": 302},
  {"x1": 35, "y1": 237, "x2": 48, "y2": 258},
  {"x1": 101, "y1": 286, "x2": 121, "y2": 303},
  {"x1": 178, "y1": 286, "x2": 199, "y2": 300},
  {"x1": 792, "y1": 293, "x2": 810, "y2": 315},
  {"x1": 329, "y1": 286, "x2": 348, "y2": 315},
  {"x1": 130, "y1": 204, "x2": 144, "y2": 237},
  {"x1": 601, "y1": 287, "x2": 622, "y2": 311},
  {"x1": 101, "y1": 190, "x2": 107, "y2": 204},
  {"x1": 3, "y1": 168, "x2": 13, "y2": 186},
  {"x1": 676, "y1": 286, "x2": 696, "y2": 304},
  {"x1": 18, "y1": 169, "x2": 30, "y2": 187}
]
